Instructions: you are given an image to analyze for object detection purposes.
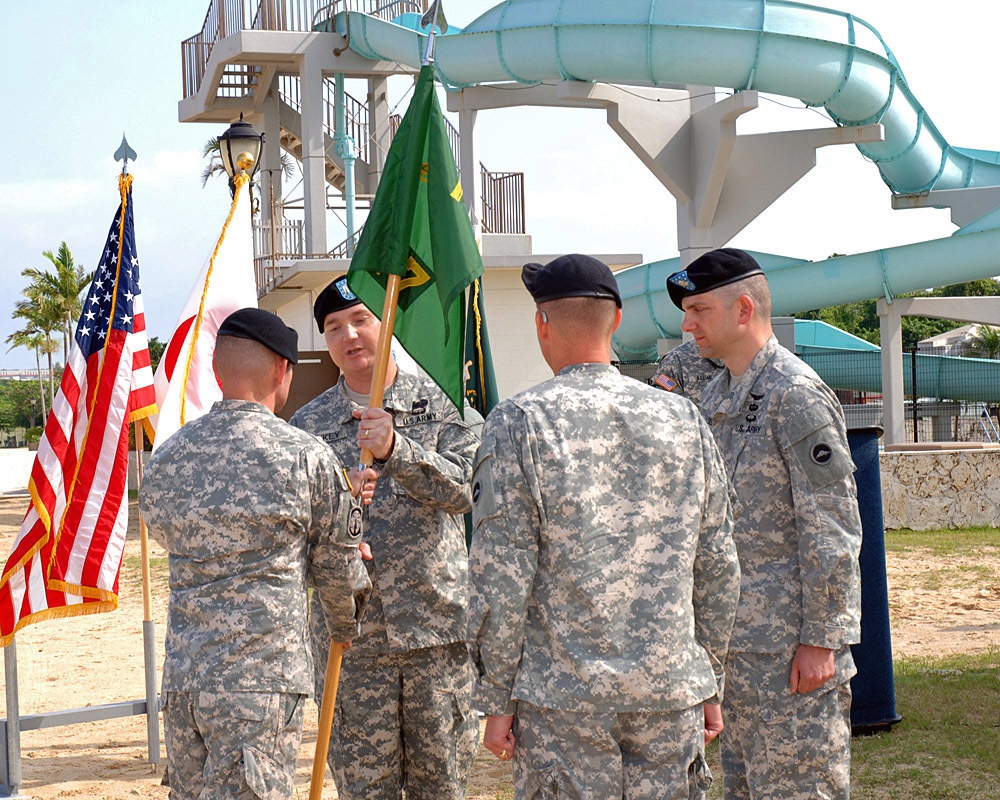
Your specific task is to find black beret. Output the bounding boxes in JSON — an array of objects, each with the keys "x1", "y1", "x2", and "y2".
[
  {"x1": 521, "y1": 253, "x2": 622, "y2": 308},
  {"x1": 217, "y1": 307, "x2": 299, "y2": 364},
  {"x1": 666, "y1": 248, "x2": 764, "y2": 309},
  {"x1": 314, "y1": 275, "x2": 362, "y2": 332}
]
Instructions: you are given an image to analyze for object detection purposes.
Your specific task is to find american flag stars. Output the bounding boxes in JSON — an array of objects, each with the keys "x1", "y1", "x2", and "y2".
[{"x1": 76, "y1": 210, "x2": 141, "y2": 357}]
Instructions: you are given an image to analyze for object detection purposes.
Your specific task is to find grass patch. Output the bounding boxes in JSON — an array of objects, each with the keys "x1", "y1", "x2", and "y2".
[
  {"x1": 701, "y1": 650, "x2": 1000, "y2": 799},
  {"x1": 910, "y1": 562, "x2": 995, "y2": 592},
  {"x1": 885, "y1": 526, "x2": 1000, "y2": 556},
  {"x1": 121, "y1": 553, "x2": 169, "y2": 591},
  {"x1": 852, "y1": 649, "x2": 1000, "y2": 799}
]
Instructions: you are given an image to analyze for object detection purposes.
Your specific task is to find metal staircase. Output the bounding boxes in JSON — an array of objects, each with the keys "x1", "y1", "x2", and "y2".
[{"x1": 181, "y1": 0, "x2": 526, "y2": 294}]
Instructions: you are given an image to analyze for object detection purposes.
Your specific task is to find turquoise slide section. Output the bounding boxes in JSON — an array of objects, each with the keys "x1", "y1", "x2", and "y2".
[
  {"x1": 341, "y1": 0, "x2": 1000, "y2": 194},
  {"x1": 335, "y1": 0, "x2": 1000, "y2": 377}
]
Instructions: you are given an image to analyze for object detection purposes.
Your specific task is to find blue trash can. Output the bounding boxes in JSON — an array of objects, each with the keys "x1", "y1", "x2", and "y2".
[{"x1": 847, "y1": 426, "x2": 902, "y2": 735}]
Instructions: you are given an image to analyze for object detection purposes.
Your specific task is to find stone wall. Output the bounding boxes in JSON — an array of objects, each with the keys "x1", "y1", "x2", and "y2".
[{"x1": 880, "y1": 446, "x2": 1000, "y2": 530}]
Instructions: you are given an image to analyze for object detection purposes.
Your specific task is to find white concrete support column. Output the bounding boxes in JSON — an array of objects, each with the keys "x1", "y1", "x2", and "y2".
[
  {"x1": 457, "y1": 106, "x2": 481, "y2": 238},
  {"x1": 300, "y1": 44, "x2": 328, "y2": 255},
  {"x1": 550, "y1": 82, "x2": 883, "y2": 267},
  {"x1": 366, "y1": 76, "x2": 391, "y2": 192},
  {"x1": 446, "y1": 79, "x2": 882, "y2": 270},
  {"x1": 674, "y1": 96, "x2": 884, "y2": 266},
  {"x1": 258, "y1": 88, "x2": 283, "y2": 255},
  {"x1": 877, "y1": 298, "x2": 906, "y2": 446}
]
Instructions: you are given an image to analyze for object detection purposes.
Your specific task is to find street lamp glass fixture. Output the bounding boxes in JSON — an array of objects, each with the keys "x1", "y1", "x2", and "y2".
[{"x1": 218, "y1": 113, "x2": 264, "y2": 188}]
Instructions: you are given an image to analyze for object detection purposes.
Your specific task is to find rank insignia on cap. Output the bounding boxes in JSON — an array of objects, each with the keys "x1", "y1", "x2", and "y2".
[
  {"x1": 668, "y1": 270, "x2": 697, "y2": 292},
  {"x1": 335, "y1": 276, "x2": 357, "y2": 302},
  {"x1": 653, "y1": 374, "x2": 678, "y2": 392}
]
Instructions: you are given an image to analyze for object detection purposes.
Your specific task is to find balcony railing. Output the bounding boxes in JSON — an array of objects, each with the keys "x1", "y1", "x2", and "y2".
[
  {"x1": 183, "y1": 0, "x2": 423, "y2": 99},
  {"x1": 481, "y1": 169, "x2": 525, "y2": 235},
  {"x1": 278, "y1": 75, "x2": 395, "y2": 166},
  {"x1": 253, "y1": 218, "x2": 305, "y2": 294}
]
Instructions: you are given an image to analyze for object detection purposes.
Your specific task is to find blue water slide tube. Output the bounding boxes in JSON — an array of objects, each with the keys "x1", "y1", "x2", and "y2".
[
  {"x1": 341, "y1": 0, "x2": 1000, "y2": 195},
  {"x1": 336, "y1": 1, "x2": 1000, "y2": 362},
  {"x1": 614, "y1": 221, "x2": 1000, "y2": 359}
]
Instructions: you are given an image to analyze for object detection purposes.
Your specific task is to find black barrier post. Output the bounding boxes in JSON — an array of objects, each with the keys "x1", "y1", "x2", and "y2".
[{"x1": 847, "y1": 426, "x2": 903, "y2": 735}]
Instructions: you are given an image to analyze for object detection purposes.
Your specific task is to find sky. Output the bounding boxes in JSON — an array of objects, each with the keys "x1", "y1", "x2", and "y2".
[{"x1": 1, "y1": 1, "x2": 998, "y2": 369}]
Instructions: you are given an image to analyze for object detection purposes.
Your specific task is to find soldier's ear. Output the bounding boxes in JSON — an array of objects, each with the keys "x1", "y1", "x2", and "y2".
[{"x1": 736, "y1": 295, "x2": 754, "y2": 324}]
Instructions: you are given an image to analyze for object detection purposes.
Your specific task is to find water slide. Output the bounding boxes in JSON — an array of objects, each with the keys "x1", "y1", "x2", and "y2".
[{"x1": 332, "y1": 0, "x2": 1000, "y2": 382}]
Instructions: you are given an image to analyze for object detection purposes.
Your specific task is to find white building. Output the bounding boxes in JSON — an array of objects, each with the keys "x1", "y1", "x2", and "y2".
[{"x1": 178, "y1": 1, "x2": 642, "y2": 408}]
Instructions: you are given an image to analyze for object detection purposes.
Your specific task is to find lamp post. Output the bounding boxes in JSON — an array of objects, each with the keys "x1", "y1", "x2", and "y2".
[{"x1": 218, "y1": 112, "x2": 264, "y2": 195}]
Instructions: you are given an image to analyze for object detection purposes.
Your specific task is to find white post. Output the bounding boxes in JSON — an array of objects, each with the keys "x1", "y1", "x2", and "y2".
[
  {"x1": 2, "y1": 639, "x2": 22, "y2": 796},
  {"x1": 878, "y1": 298, "x2": 906, "y2": 446}
]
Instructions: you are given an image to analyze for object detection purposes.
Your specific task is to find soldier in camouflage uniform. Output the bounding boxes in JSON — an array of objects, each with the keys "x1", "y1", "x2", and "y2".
[
  {"x1": 650, "y1": 338, "x2": 725, "y2": 407},
  {"x1": 139, "y1": 308, "x2": 372, "y2": 800},
  {"x1": 668, "y1": 249, "x2": 863, "y2": 800},
  {"x1": 289, "y1": 276, "x2": 480, "y2": 800},
  {"x1": 469, "y1": 254, "x2": 741, "y2": 800}
]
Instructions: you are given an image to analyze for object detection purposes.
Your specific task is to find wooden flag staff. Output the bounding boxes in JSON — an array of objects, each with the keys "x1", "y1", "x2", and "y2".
[{"x1": 309, "y1": 272, "x2": 402, "y2": 799}]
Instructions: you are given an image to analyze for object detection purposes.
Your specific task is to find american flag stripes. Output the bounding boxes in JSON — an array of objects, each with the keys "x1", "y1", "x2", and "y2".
[{"x1": 0, "y1": 174, "x2": 156, "y2": 645}]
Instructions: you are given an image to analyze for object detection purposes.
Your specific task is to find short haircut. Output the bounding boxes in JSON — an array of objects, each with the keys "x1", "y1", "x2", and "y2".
[
  {"x1": 540, "y1": 296, "x2": 618, "y2": 339},
  {"x1": 214, "y1": 335, "x2": 278, "y2": 387},
  {"x1": 717, "y1": 273, "x2": 772, "y2": 320}
]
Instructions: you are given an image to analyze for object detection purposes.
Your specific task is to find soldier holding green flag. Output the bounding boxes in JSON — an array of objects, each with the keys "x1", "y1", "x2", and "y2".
[
  {"x1": 297, "y1": 16, "x2": 490, "y2": 794},
  {"x1": 291, "y1": 277, "x2": 481, "y2": 800}
]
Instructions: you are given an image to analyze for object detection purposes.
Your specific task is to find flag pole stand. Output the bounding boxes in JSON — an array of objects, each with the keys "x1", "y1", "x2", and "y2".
[
  {"x1": 1, "y1": 639, "x2": 24, "y2": 797},
  {"x1": 309, "y1": 273, "x2": 402, "y2": 799},
  {"x1": 132, "y1": 423, "x2": 161, "y2": 766}
]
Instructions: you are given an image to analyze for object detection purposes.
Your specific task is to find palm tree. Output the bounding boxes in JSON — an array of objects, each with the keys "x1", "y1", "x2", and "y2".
[
  {"x1": 17, "y1": 264, "x2": 70, "y2": 408},
  {"x1": 201, "y1": 136, "x2": 296, "y2": 205},
  {"x1": 4, "y1": 325, "x2": 50, "y2": 420},
  {"x1": 22, "y1": 243, "x2": 94, "y2": 365},
  {"x1": 8, "y1": 298, "x2": 60, "y2": 413},
  {"x1": 967, "y1": 325, "x2": 1000, "y2": 360},
  {"x1": 200, "y1": 136, "x2": 230, "y2": 188}
]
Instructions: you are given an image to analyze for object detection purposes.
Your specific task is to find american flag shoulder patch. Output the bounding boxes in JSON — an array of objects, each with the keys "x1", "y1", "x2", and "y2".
[{"x1": 653, "y1": 374, "x2": 678, "y2": 392}]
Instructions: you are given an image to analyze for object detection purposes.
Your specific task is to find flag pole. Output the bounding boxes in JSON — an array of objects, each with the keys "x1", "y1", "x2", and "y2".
[
  {"x1": 312, "y1": 5, "x2": 439, "y2": 789},
  {"x1": 118, "y1": 135, "x2": 161, "y2": 766},
  {"x1": 310, "y1": 274, "x2": 401, "y2": 800},
  {"x1": 132, "y1": 422, "x2": 161, "y2": 765}
]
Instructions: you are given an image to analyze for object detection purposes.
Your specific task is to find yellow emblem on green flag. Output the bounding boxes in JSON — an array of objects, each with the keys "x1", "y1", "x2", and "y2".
[{"x1": 348, "y1": 64, "x2": 483, "y2": 414}]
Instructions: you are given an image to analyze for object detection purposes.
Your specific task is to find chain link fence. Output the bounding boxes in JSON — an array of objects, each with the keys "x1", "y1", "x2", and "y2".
[{"x1": 615, "y1": 343, "x2": 1000, "y2": 445}]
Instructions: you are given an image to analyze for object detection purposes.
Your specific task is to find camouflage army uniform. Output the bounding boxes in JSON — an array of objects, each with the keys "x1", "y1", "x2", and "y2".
[
  {"x1": 289, "y1": 370, "x2": 480, "y2": 800},
  {"x1": 700, "y1": 336, "x2": 862, "y2": 800},
  {"x1": 650, "y1": 338, "x2": 726, "y2": 407},
  {"x1": 139, "y1": 399, "x2": 370, "y2": 800},
  {"x1": 470, "y1": 362, "x2": 741, "y2": 800}
]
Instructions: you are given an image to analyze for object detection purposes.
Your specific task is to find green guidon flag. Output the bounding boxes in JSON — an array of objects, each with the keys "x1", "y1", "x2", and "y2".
[
  {"x1": 464, "y1": 276, "x2": 498, "y2": 417},
  {"x1": 348, "y1": 64, "x2": 483, "y2": 415}
]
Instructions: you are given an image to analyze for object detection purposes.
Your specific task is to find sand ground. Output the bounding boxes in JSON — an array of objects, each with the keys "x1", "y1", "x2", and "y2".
[{"x1": 0, "y1": 495, "x2": 996, "y2": 799}]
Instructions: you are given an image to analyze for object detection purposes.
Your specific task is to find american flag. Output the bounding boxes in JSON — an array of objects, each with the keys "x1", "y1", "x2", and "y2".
[{"x1": 0, "y1": 174, "x2": 157, "y2": 645}]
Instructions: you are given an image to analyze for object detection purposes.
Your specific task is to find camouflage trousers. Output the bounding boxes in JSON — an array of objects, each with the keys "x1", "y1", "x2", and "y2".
[
  {"x1": 511, "y1": 700, "x2": 712, "y2": 800},
  {"x1": 720, "y1": 651, "x2": 853, "y2": 800},
  {"x1": 162, "y1": 690, "x2": 305, "y2": 799},
  {"x1": 315, "y1": 641, "x2": 478, "y2": 800}
]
